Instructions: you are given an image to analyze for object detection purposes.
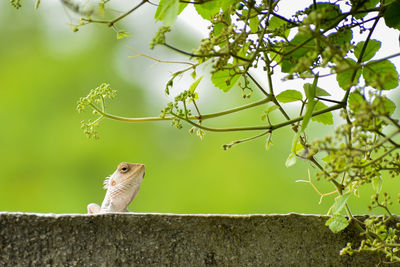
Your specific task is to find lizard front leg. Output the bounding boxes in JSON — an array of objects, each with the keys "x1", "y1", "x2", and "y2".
[{"x1": 87, "y1": 203, "x2": 101, "y2": 214}]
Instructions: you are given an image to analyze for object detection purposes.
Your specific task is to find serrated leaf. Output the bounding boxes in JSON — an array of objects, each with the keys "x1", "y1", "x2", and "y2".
[
  {"x1": 236, "y1": 41, "x2": 251, "y2": 62},
  {"x1": 326, "y1": 214, "x2": 349, "y2": 233},
  {"x1": 249, "y1": 17, "x2": 259, "y2": 33},
  {"x1": 372, "y1": 176, "x2": 383, "y2": 193},
  {"x1": 305, "y1": 3, "x2": 342, "y2": 29},
  {"x1": 315, "y1": 87, "x2": 331, "y2": 97},
  {"x1": 286, "y1": 152, "x2": 297, "y2": 167},
  {"x1": 363, "y1": 60, "x2": 399, "y2": 90},
  {"x1": 348, "y1": 92, "x2": 366, "y2": 112},
  {"x1": 220, "y1": 0, "x2": 232, "y2": 12},
  {"x1": 211, "y1": 66, "x2": 241, "y2": 92},
  {"x1": 327, "y1": 28, "x2": 352, "y2": 47},
  {"x1": 373, "y1": 96, "x2": 396, "y2": 115},
  {"x1": 195, "y1": 0, "x2": 220, "y2": 20},
  {"x1": 213, "y1": 22, "x2": 225, "y2": 36},
  {"x1": 331, "y1": 192, "x2": 351, "y2": 215},
  {"x1": 281, "y1": 33, "x2": 316, "y2": 73},
  {"x1": 311, "y1": 102, "x2": 333, "y2": 125},
  {"x1": 154, "y1": 0, "x2": 179, "y2": 26},
  {"x1": 354, "y1": 40, "x2": 381, "y2": 62},
  {"x1": 189, "y1": 76, "x2": 203, "y2": 93},
  {"x1": 336, "y1": 58, "x2": 361, "y2": 90},
  {"x1": 383, "y1": 0, "x2": 400, "y2": 30},
  {"x1": 276, "y1": 90, "x2": 303, "y2": 103}
]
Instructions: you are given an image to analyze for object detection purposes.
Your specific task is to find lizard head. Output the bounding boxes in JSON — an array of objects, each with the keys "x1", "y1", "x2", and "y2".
[
  {"x1": 102, "y1": 162, "x2": 146, "y2": 212},
  {"x1": 90, "y1": 162, "x2": 146, "y2": 213},
  {"x1": 104, "y1": 162, "x2": 145, "y2": 189}
]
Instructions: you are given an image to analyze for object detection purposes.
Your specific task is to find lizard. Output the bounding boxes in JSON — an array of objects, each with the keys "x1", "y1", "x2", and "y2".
[{"x1": 87, "y1": 162, "x2": 145, "y2": 214}]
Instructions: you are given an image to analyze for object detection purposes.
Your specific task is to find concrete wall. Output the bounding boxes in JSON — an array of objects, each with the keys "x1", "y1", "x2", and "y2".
[{"x1": 0, "y1": 212, "x2": 382, "y2": 266}]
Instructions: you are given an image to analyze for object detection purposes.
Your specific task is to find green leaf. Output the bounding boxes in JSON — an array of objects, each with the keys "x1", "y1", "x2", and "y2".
[
  {"x1": 322, "y1": 153, "x2": 332, "y2": 163},
  {"x1": 354, "y1": 40, "x2": 381, "y2": 62},
  {"x1": 220, "y1": 0, "x2": 233, "y2": 12},
  {"x1": 327, "y1": 28, "x2": 353, "y2": 47},
  {"x1": 211, "y1": 66, "x2": 241, "y2": 92},
  {"x1": 311, "y1": 102, "x2": 333, "y2": 125},
  {"x1": 281, "y1": 33, "x2": 316, "y2": 73},
  {"x1": 276, "y1": 90, "x2": 303, "y2": 103},
  {"x1": 373, "y1": 96, "x2": 396, "y2": 116},
  {"x1": 304, "y1": 84, "x2": 330, "y2": 97},
  {"x1": 383, "y1": 0, "x2": 400, "y2": 30},
  {"x1": 363, "y1": 60, "x2": 399, "y2": 90},
  {"x1": 116, "y1": 30, "x2": 131, "y2": 40},
  {"x1": 294, "y1": 142, "x2": 304, "y2": 154},
  {"x1": 316, "y1": 87, "x2": 330, "y2": 97},
  {"x1": 261, "y1": 105, "x2": 279, "y2": 121},
  {"x1": 265, "y1": 134, "x2": 273, "y2": 151},
  {"x1": 178, "y1": 2, "x2": 188, "y2": 13},
  {"x1": 154, "y1": 0, "x2": 179, "y2": 27},
  {"x1": 331, "y1": 192, "x2": 351, "y2": 215},
  {"x1": 285, "y1": 152, "x2": 297, "y2": 167},
  {"x1": 352, "y1": 0, "x2": 379, "y2": 19},
  {"x1": 305, "y1": 3, "x2": 342, "y2": 29},
  {"x1": 269, "y1": 16, "x2": 290, "y2": 38},
  {"x1": 195, "y1": 0, "x2": 220, "y2": 20},
  {"x1": 265, "y1": 105, "x2": 279, "y2": 114},
  {"x1": 336, "y1": 59, "x2": 361, "y2": 90},
  {"x1": 372, "y1": 176, "x2": 383, "y2": 193},
  {"x1": 326, "y1": 214, "x2": 349, "y2": 233},
  {"x1": 10, "y1": 0, "x2": 22, "y2": 9},
  {"x1": 189, "y1": 76, "x2": 203, "y2": 93},
  {"x1": 249, "y1": 17, "x2": 259, "y2": 33},
  {"x1": 348, "y1": 92, "x2": 366, "y2": 112},
  {"x1": 301, "y1": 74, "x2": 319, "y2": 132},
  {"x1": 35, "y1": 0, "x2": 41, "y2": 9}
]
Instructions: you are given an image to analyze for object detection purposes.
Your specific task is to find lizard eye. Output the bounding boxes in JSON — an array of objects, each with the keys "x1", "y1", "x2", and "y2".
[{"x1": 121, "y1": 166, "x2": 129, "y2": 173}]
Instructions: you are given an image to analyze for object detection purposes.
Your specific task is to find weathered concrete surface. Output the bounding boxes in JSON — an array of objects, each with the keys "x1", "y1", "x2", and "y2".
[{"x1": 0, "y1": 212, "x2": 383, "y2": 266}]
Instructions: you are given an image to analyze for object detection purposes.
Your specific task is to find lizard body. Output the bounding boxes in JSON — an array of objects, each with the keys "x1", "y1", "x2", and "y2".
[{"x1": 87, "y1": 162, "x2": 145, "y2": 214}]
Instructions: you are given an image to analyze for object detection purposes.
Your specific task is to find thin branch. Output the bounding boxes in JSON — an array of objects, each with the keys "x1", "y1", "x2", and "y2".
[
  {"x1": 246, "y1": 72, "x2": 270, "y2": 97},
  {"x1": 354, "y1": 146, "x2": 398, "y2": 168},
  {"x1": 223, "y1": 131, "x2": 271, "y2": 150},
  {"x1": 171, "y1": 112, "x2": 269, "y2": 132},
  {"x1": 81, "y1": 0, "x2": 147, "y2": 26},
  {"x1": 109, "y1": 0, "x2": 147, "y2": 26},
  {"x1": 163, "y1": 43, "x2": 251, "y2": 62},
  {"x1": 89, "y1": 97, "x2": 271, "y2": 123},
  {"x1": 316, "y1": 96, "x2": 343, "y2": 104},
  {"x1": 127, "y1": 46, "x2": 195, "y2": 66}
]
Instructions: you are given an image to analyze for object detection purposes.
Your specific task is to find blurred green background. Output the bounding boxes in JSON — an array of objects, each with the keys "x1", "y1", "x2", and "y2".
[{"x1": 1, "y1": 1, "x2": 399, "y2": 215}]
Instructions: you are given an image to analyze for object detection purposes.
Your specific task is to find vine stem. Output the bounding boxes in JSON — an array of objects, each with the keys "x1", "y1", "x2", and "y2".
[
  {"x1": 89, "y1": 101, "x2": 344, "y2": 133},
  {"x1": 89, "y1": 97, "x2": 271, "y2": 123}
]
